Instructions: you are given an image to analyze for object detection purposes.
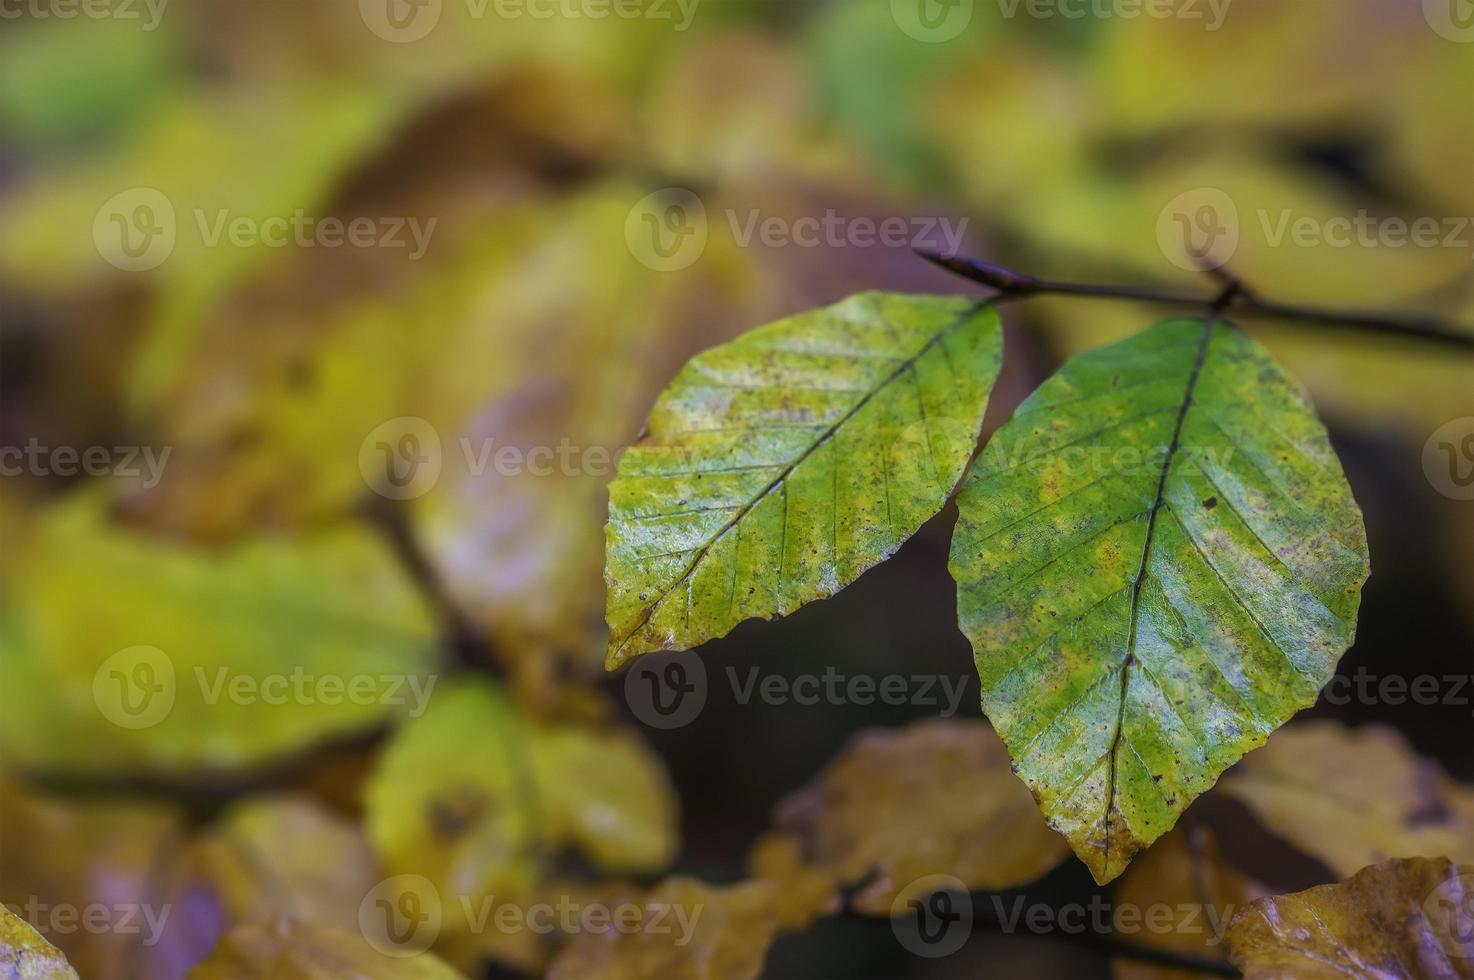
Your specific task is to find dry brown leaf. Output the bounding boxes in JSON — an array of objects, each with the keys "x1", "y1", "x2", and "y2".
[
  {"x1": 1220, "y1": 721, "x2": 1474, "y2": 876},
  {"x1": 546, "y1": 878, "x2": 778, "y2": 980},
  {"x1": 1226, "y1": 857, "x2": 1474, "y2": 979},
  {"x1": 1111, "y1": 825, "x2": 1267, "y2": 980},
  {"x1": 756, "y1": 718, "x2": 1069, "y2": 918}
]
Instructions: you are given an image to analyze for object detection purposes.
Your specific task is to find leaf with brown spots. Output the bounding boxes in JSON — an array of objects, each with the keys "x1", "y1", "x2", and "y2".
[
  {"x1": 1220, "y1": 721, "x2": 1474, "y2": 876},
  {"x1": 1225, "y1": 857, "x2": 1474, "y2": 979},
  {"x1": 950, "y1": 318, "x2": 1369, "y2": 883},
  {"x1": 604, "y1": 293, "x2": 1003, "y2": 668},
  {"x1": 750, "y1": 719, "x2": 1068, "y2": 922}
]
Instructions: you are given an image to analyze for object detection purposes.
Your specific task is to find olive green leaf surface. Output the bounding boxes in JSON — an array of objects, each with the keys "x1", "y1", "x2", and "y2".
[
  {"x1": 949, "y1": 317, "x2": 1369, "y2": 884},
  {"x1": 605, "y1": 293, "x2": 1003, "y2": 668}
]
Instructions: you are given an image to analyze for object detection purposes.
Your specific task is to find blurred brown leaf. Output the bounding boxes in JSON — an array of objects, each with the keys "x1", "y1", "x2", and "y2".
[
  {"x1": 546, "y1": 878, "x2": 778, "y2": 980},
  {"x1": 754, "y1": 718, "x2": 1069, "y2": 920},
  {"x1": 1111, "y1": 825, "x2": 1267, "y2": 980}
]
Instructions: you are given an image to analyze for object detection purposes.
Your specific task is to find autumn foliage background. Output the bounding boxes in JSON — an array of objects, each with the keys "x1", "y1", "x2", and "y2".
[{"x1": 0, "y1": 0, "x2": 1472, "y2": 977}]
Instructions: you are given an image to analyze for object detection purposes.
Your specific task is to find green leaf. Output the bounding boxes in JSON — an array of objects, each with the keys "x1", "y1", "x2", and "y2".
[
  {"x1": 949, "y1": 317, "x2": 1368, "y2": 884},
  {"x1": 605, "y1": 293, "x2": 1003, "y2": 668}
]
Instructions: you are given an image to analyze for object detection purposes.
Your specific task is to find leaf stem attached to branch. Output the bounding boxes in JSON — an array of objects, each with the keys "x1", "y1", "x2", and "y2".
[{"x1": 915, "y1": 249, "x2": 1474, "y2": 352}]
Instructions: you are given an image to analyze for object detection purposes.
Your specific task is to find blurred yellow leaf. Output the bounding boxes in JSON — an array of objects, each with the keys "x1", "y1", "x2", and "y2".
[
  {"x1": 1220, "y1": 721, "x2": 1474, "y2": 876},
  {"x1": 0, "y1": 495, "x2": 439, "y2": 776},
  {"x1": 187, "y1": 796, "x2": 380, "y2": 936},
  {"x1": 187, "y1": 918, "x2": 463, "y2": 980},
  {"x1": 363, "y1": 678, "x2": 676, "y2": 970},
  {"x1": 1091, "y1": 0, "x2": 1430, "y2": 132}
]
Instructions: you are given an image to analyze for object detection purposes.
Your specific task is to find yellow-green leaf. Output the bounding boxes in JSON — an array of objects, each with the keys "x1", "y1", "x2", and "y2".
[
  {"x1": 0, "y1": 496, "x2": 438, "y2": 776},
  {"x1": 950, "y1": 317, "x2": 1369, "y2": 883},
  {"x1": 1225, "y1": 857, "x2": 1474, "y2": 979},
  {"x1": 605, "y1": 293, "x2": 1003, "y2": 668}
]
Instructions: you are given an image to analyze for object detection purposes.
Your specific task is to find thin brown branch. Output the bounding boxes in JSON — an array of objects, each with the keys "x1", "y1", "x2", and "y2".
[{"x1": 916, "y1": 249, "x2": 1474, "y2": 352}]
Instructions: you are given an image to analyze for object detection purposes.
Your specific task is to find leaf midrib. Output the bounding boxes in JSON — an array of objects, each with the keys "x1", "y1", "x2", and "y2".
[
  {"x1": 609, "y1": 300, "x2": 989, "y2": 661},
  {"x1": 1101, "y1": 318, "x2": 1217, "y2": 878}
]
